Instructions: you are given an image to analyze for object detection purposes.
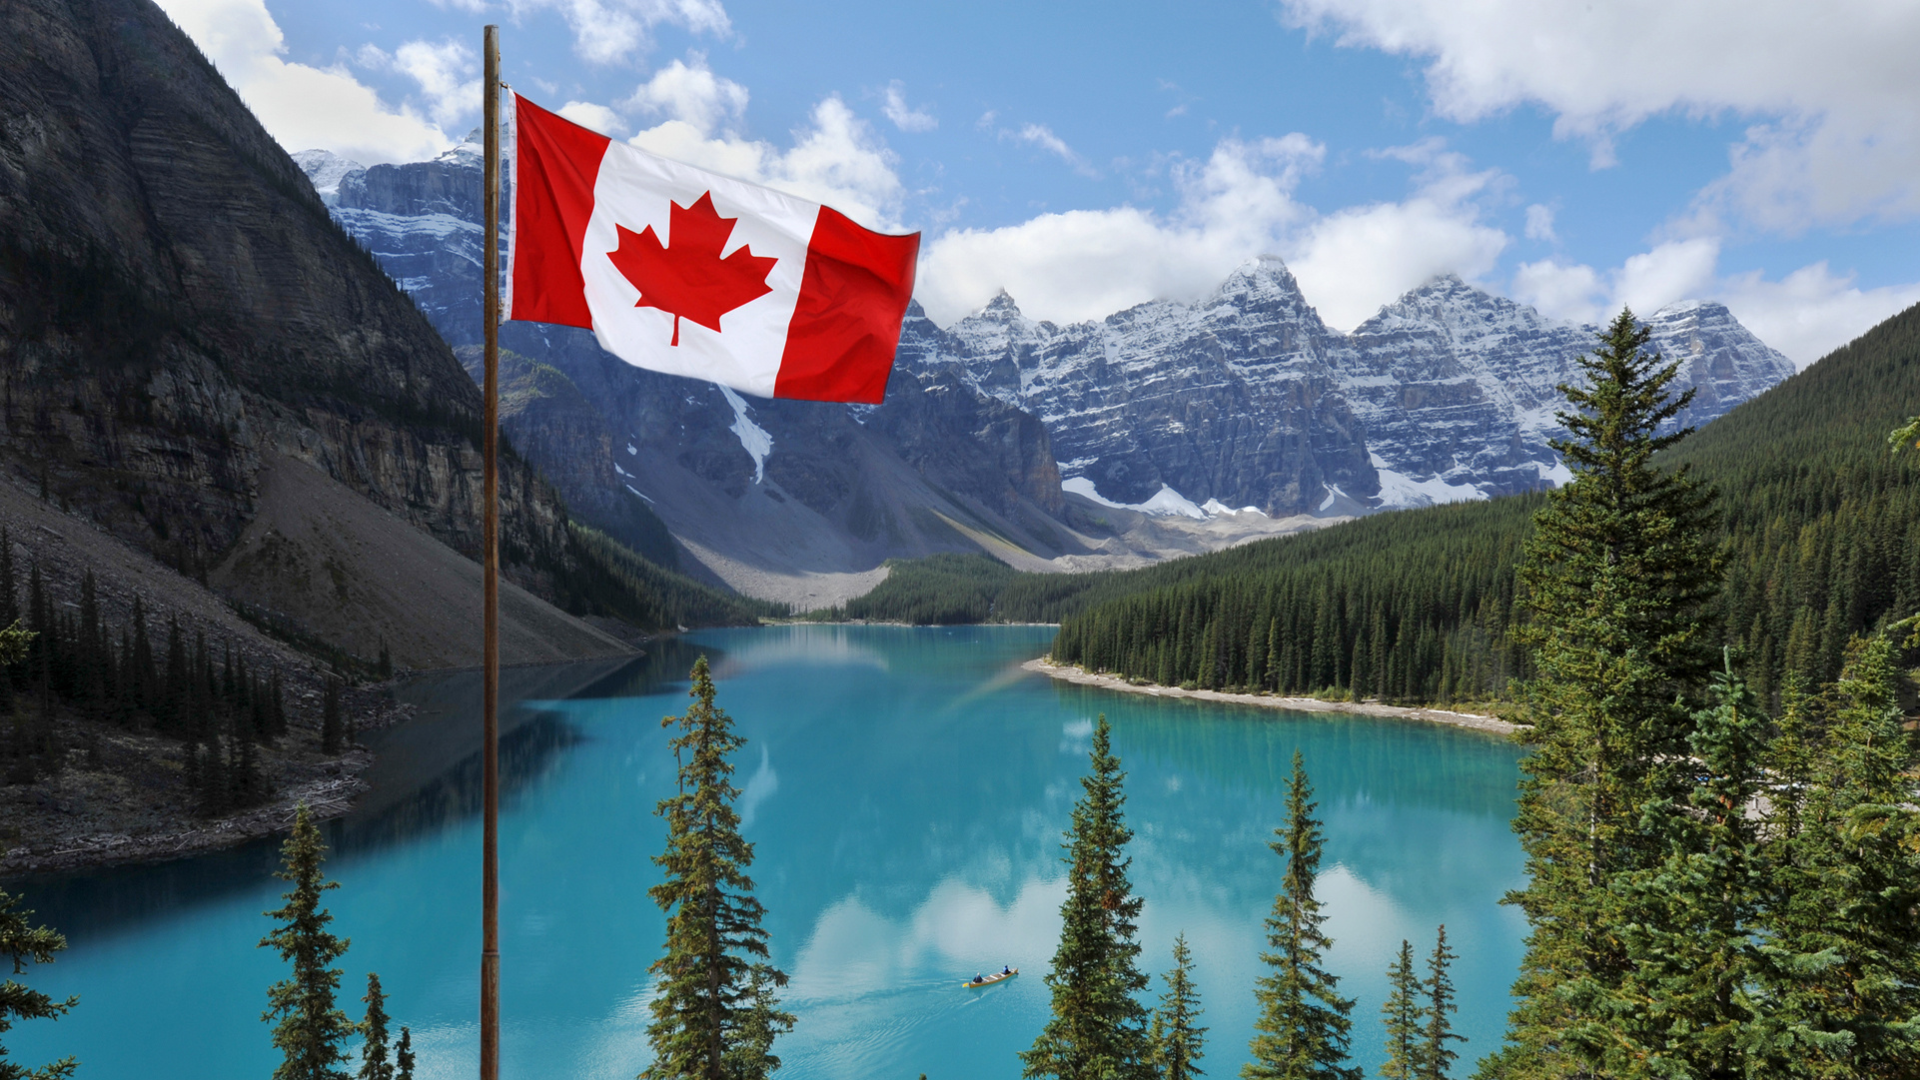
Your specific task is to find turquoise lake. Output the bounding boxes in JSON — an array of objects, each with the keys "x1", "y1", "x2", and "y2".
[{"x1": 6, "y1": 625, "x2": 1528, "y2": 1078}]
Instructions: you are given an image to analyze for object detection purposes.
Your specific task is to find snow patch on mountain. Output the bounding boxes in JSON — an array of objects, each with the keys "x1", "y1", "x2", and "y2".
[
  {"x1": 1064, "y1": 477, "x2": 1211, "y2": 518},
  {"x1": 291, "y1": 149, "x2": 364, "y2": 206},
  {"x1": 1370, "y1": 453, "x2": 1490, "y2": 509},
  {"x1": 718, "y1": 385, "x2": 772, "y2": 484}
]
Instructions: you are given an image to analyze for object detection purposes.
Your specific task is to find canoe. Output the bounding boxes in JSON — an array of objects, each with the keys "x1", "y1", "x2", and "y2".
[{"x1": 962, "y1": 968, "x2": 1018, "y2": 989}]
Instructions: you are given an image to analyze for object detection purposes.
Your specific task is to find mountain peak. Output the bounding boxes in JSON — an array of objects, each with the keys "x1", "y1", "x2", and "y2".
[{"x1": 979, "y1": 289, "x2": 1025, "y2": 319}]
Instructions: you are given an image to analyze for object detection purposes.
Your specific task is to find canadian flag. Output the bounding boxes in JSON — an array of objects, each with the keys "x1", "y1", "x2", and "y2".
[{"x1": 506, "y1": 94, "x2": 920, "y2": 404}]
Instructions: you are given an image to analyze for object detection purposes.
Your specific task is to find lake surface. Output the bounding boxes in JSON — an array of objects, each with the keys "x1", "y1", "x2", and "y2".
[{"x1": 6, "y1": 625, "x2": 1528, "y2": 1079}]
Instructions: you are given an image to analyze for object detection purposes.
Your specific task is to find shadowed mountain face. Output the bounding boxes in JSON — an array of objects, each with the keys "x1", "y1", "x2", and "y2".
[{"x1": 0, "y1": 0, "x2": 572, "y2": 578}]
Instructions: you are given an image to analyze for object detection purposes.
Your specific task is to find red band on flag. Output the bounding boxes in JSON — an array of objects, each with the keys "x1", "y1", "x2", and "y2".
[
  {"x1": 775, "y1": 207, "x2": 921, "y2": 404},
  {"x1": 510, "y1": 96, "x2": 611, "y2": 329}
]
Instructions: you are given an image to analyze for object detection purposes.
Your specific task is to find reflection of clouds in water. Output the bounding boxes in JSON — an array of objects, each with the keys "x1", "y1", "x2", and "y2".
[
  {"x1": 704, "y1": 627, "x2": 889, "y2": 677},
  {"x1": 739, "y1": 745, "x2": 779, "y2": 828},
  {"x1": 565, "y1": 979, "x2": 657, "y2": 1080},
  {"x1": 790, "y1": 876, "x2": 1067, "y2": 1001},
  {"x1": 1059, "y1": 717, "x2": 1094, "y2": 754}
]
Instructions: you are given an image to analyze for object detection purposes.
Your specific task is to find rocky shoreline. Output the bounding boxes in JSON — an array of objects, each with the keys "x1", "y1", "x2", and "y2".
[{"x1": 1022, "y1": 658, "x2": 1520, "y2": 737}]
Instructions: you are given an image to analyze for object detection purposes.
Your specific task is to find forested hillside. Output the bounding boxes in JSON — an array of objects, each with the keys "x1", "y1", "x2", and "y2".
[{"x1": 859, "y1": 302, "x2": 1920, "y2": 706}]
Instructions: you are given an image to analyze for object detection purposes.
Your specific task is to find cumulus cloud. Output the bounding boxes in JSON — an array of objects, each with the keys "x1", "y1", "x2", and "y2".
[
  {"x1": 389, "y1": 40, "x2": 481, "y2": 129},
  {"x1": 1277, "y1": 0, "x2": 1920, "y2": 233},
  {"x1": 918, "y1": 134, "x2": 1512, "y2": 331},
  {"x1": 557, "y1": 100, "x2": 625, "y2": 135},
  {"x1": 881, "y1": 81, "x2": 937, "y2": 133},
  {"x1": 155, "y1": 0, "x2": 451, "y2": 164},
  {"x1": 916, "y1": 136, "x2": 1326, "y2": 326},
  {"x1": 1511, "y1": 241, "x2": 1920, "y2": 366},
  {"x1": 508, "y1": 0, "x2": 733, "y2": 65},
  {"x1": 624, "y1": 54, "x2": 749, "y2": 134},
  {"x1": 626, "y1": 93, "x2": 904, "y2": 231}
]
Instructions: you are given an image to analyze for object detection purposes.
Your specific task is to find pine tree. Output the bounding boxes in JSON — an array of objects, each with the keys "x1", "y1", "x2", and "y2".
[
  {"x1": 1024, "y1": 714, "x2": 1152, "y2": 1080},
  {"x1": 393, "y1": 1028, "x2": 414, "y2": 1080},
  {"x1": 1243, "y1": 751, "x2": 1357, "y2": 1080},
  {"x1": 1147, "y1": 933, "x2": 1207, "y2": 1080},
  {"x1": 643, "y1": 656, "x2": 787, "y2": 1080},
  {"x1": 1490, "y1": 308, "x2": 1721, "y2": 1077},
  {"x1": 0, "y1": 886, "x2": 78, "y2": 1080},
  {"x1": 321, "y1": 677, "x2": 343, "y2": 755},
  {"x1": 1419, "y1": 927, "x2": 1462, "y2": 1080},
  {"x1": 1379, "y1": 941, "x2": 1423, "y2": 1080},
  {"x1": 358, "y1": 973, "x2": 393, "y2": 1080},
  {"x1": 1751, "y1": 633, "x2": 1920, "y2": 1078},
  {"x1": 1608, "y1": 651, "x2": 1768, "y2": 1076},
  {"x1": 260, "y1": 804, "x2": 356, "y2": 1080},
  {"x1": 722, "y1": 963, "x2": 795, "y2": 1080}
]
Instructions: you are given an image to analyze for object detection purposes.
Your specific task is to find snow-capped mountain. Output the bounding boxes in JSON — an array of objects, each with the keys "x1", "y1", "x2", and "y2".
[
  {"x1": 293, "y1": 143, "x2": 1795, "y2": 593},
  {"x1": 901, "y1": 258, "x2": 1794, "y2": 515}
]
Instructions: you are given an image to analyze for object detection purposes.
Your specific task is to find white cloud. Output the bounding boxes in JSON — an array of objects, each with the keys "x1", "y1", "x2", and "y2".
[
  {"x1": 1512, "y1": 241, "x2": 1920, "y2": 366},
  {"x1": 508, "y1": 0, "x2": 733, "y2": 65},
  {"x1": 628, "y1": 95, "x2": 904, "y2": 231},
  {"x1": 390, "y1": 39, "x2": 481, "y2": 129},
  {"x1": 991, "y1": 121, "x2": 1098, "y2": 178},
  {"x1": 1719, "y1": 263, "x2": 1920, "y2": 367},
  {"x1": 1523, "y1": 203, "x2": 1556, "y2": 242},
  {"x1": 1276, "y1": 0, "x2": 1920, "y2": 233},
  {"x1": 881, "y1": 81, "x2": 937, "y2": 133},
  {"x1": 1614, "y1": 238, "x2": 1720, "y2": 317},
  {"x1": 1289, "y1": 141, "x2": 1509, "y2": 329},
  {"x1": 557, "y1": 100, "x2": 625, "y2": 135},
  {"x1": 916, "y1": 136, "x2": 1326, "y2": 326},
  {"x1": 154, "y1": 0, "x2": 450, "y2": 164},
  {"x1": 1512, "y1": 259, "x2": 1604, "y2": 325},
  {"x1": 624, "y1": 54, "x2": 749, "y2": 134}
]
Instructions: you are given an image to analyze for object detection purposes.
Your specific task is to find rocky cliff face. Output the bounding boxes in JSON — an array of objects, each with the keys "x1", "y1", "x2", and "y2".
[
  {"x1": 907, "y1": 260, "x2": 1795, "y2": 515},
  {"x1": 0, "y1": 0, "x2": 572, "y2": 597}
]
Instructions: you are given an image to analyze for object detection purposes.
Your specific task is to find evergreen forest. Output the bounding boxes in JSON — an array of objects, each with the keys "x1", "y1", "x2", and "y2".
[{"x1": 857, "y1": 300, "x2": 1920, "y2": 711}]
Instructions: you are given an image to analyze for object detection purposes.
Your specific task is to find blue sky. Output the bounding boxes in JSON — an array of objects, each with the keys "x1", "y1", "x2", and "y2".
[{"x1": 158, "y1": 0, "x2": 1920, "y2": 364}]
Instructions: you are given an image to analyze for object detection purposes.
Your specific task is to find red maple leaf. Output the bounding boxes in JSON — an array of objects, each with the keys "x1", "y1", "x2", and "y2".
[{"x1": 606, "y1": 192, "x2": 778, "y2": 346}]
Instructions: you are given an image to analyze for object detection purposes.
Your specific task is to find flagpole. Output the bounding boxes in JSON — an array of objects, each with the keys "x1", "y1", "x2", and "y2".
[{"x1": 480, "y1": 21, "x2": 502, "y2": 1080}]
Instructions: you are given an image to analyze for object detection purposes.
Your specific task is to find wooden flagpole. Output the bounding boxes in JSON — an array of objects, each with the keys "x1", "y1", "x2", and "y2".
[{"x1": 480, "y1": 22, "x2": 502, "y2": 1080}]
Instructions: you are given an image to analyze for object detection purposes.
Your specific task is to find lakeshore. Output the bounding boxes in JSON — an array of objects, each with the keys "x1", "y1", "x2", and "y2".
[{"x1": 1022, "y1": 658, "x2": 1521, "y2": 737}]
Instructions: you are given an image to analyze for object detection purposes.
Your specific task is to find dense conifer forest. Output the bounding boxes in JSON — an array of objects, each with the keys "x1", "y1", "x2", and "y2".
[
  {"x1": 856, "y1": 301, "x2": 1920, "y2": 708},
  {"x1": 0, "y1": 533, "x2": 286, "y2": 814}
]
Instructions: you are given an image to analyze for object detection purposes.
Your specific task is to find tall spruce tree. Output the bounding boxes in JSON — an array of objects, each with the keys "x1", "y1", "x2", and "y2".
[
  {"x1": 722, "y1": 963, "x2": 795, "y2": 1080},
  {"x1": 1751, "y1": 633, "x2": 1920, "y2": 1079},
  {"x1": 1419, "y1": 927, "x2": 1463, "y2": 1080},
  {"x1": 1243, "y1": 751, "x2": 1357, "y2": 1080},
  {"x1": 260, "y1": 804, "x2": 356, "y2": 1080},
  {"x1": 644, "y1": 656, "x2": 787, "y2": 1080},
  {"x1": 393, "y1": 1028, "x2": 414, "y2": 1080},
  {"x1": 0, "y1": 887, "x2": 77, "y2": 1080},
  {"x1": 1608, "y1": 651, "x2": 1769, "y2": 1077},
  {"x1": 1147, "y1": 933, "x2": 1207, "y2": 1080},
  {"x1": 357, "y1": 973, "x2": 392, "y2": 1080},
  {"x1": 1023, "y1": 714, "x2": 1152, "y2": 1080},
  {"x1": 1487, "y1": 308, "x2": 1721, "y2": 1078},
  {"x1": 1380, "y1": 941, "x2": 1424, "y2": 1080}
]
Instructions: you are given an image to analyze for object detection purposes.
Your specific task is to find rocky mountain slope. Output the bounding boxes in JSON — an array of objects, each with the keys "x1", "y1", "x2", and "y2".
[{"x1": 0, "y1": 0, "x2": 646, "y2": 664}]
